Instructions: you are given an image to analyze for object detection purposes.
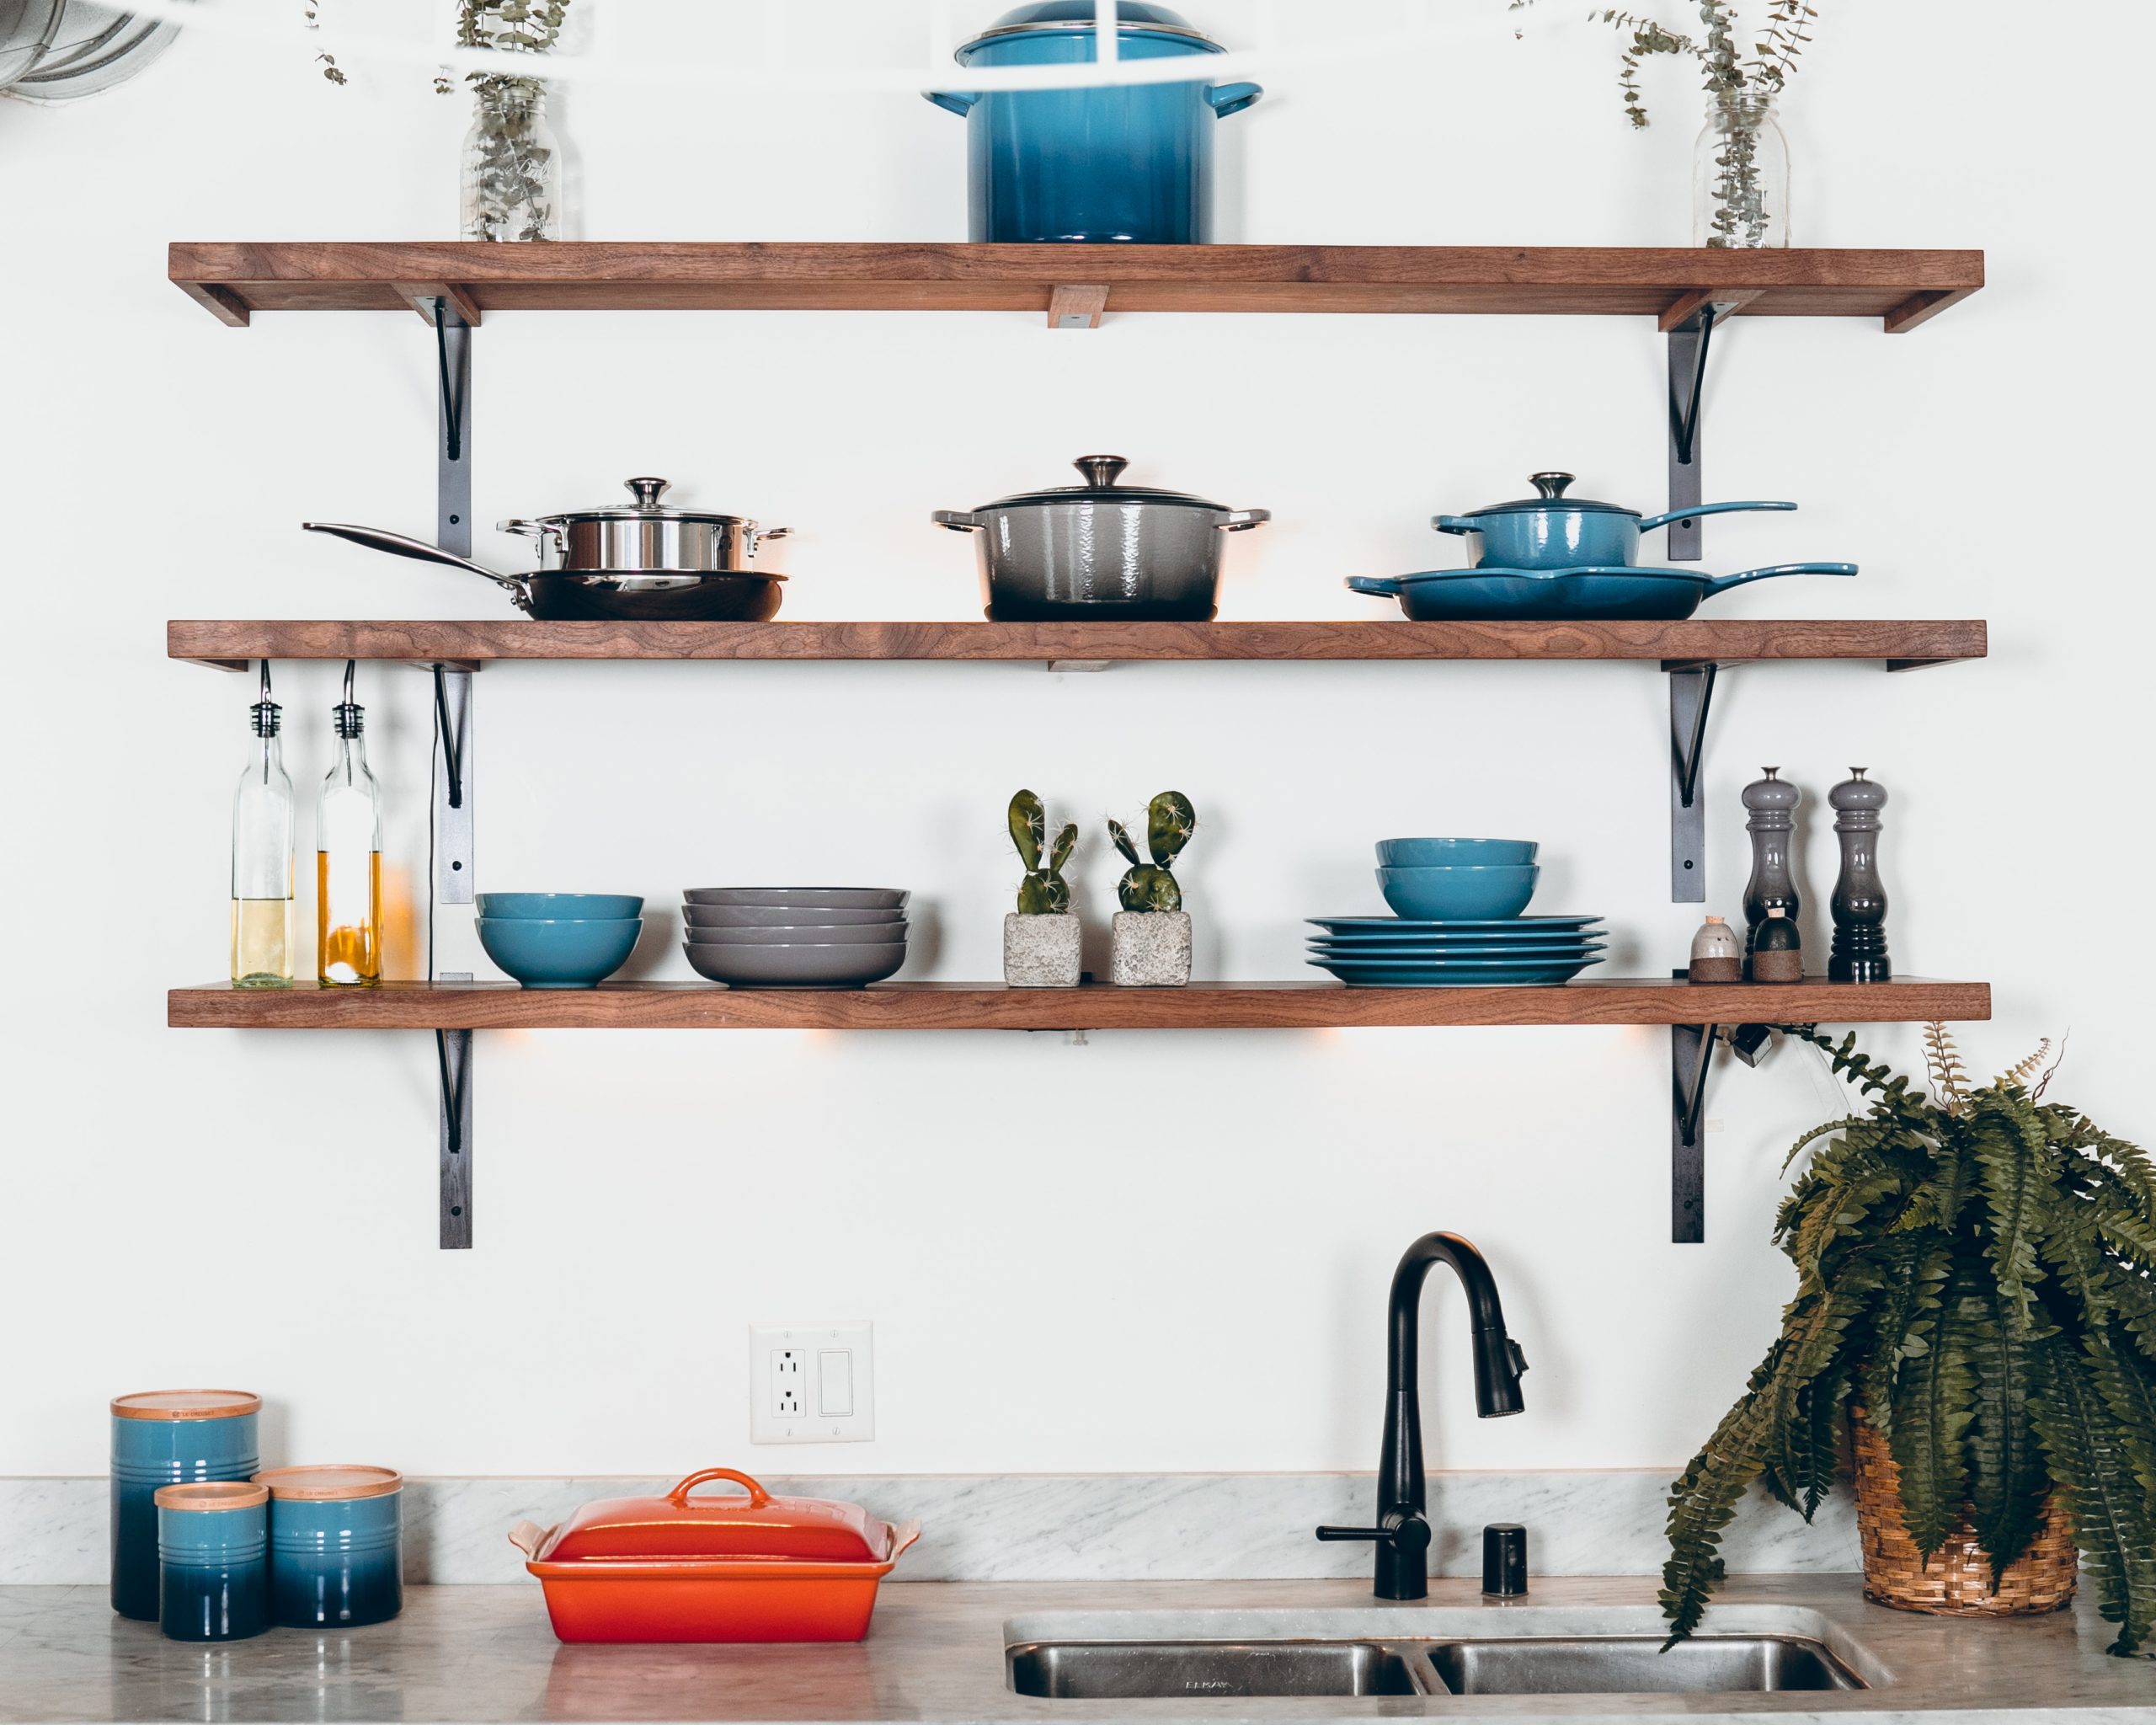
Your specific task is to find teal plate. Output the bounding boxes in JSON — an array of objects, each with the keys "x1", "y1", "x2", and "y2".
[
  {"x1": 1310, "y1": 943, "x2": 1605, "y2": 960},
  {"x1": 1310, "y1": 916, "x2": 1603, "y2": 931},
  {"x1": 1310, "y1": 956, "x2": 1598, "y2": 985},
  {"x1": 1309, "y1": 929, "x2": 1604, "y2": 947}
]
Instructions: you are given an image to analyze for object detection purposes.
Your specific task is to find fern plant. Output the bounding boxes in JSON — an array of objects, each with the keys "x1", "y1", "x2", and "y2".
[{"x1": 1661, "y1": 1026, "x2": 2156, "y2": 1657}]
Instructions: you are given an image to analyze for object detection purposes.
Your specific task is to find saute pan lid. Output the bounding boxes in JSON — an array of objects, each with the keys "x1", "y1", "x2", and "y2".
[
  {"x1": 979, "y1": 454, "x2": 1229, "y2": 512},
  {"x1": 534, "y1": 1469, "x2": 891, "y2": 1564},
  {"x1": 526, "y1": 477, "x2": 759, "y2": 529}
]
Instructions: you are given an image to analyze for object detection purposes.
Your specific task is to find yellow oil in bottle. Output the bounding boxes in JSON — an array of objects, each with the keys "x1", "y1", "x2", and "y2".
[
  {"x1": 317, "y1": 849, "x2": 382, "y2": 986},
  {"x1": 231, "y1": 897, "x2": 293, "y2": 987}
]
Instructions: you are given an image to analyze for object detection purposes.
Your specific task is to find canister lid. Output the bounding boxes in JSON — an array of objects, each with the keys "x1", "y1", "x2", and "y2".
[
  {"x1": 253, "y1": 1465, "x2": 403, "y2": 1502},
  {"x1": 154, "y1": 1482, "x2": 268, "y2": 1512},
  {"x1": 112, "y1": 1390, "x2": 262, "y2": 1422}
]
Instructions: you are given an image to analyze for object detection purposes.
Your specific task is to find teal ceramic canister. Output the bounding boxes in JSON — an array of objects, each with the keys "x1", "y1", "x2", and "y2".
[
  {"x1": 254, "y1": 1465, "x2": 404, "y2": 1627},
  {"x1": 110, "y1": 1390, "x2": 262, "y2": 1620},
  {"x1": 155, "y1": 1481, "x2": 270, "y2": 1642}
]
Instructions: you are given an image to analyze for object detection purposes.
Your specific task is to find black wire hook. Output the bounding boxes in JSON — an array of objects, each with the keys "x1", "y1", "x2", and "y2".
[
  {"x1": 431, "y1": 664, "x2": 464, "y2": 810},
  {"x1": 435, "y1": 296, "x2": 466, "y2": 463},
  {"x1": 1668, "y1": 302, "x2": 1717, "y2": 467}
]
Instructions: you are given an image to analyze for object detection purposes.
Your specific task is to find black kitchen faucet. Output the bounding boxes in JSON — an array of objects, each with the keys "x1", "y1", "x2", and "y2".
[{"x1": 1315, "y1": 1231, "x2": 1529, "y2": 1599}]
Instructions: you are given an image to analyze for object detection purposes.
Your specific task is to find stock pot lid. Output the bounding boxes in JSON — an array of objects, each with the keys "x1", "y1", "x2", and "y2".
[
  {"x1": 531, "y1": 478, "x2": 756, "y2": 528},
  {"x1": 1460, "y1": 472, "x2": 1639, "y2": 518},
  {"x1": 963, "y1": 3, "x2": 1219, "y2": 53},
  {"x1": 979, "y1": 455, "x2": 1228, "y2": 512}
]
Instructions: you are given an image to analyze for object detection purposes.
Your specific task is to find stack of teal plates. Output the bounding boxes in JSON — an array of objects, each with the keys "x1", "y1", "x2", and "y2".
[{"x1": 1305, "y1": 916, "x2": 1607, "y2": 986}]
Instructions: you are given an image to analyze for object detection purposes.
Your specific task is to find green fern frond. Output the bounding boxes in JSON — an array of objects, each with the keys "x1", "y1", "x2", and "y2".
[
  {"x1": 1997, "y1": 1039, "x2": 2054, "y2": 1094},
  {"x1": 1972, "y1": 1102, "x2": 2052, "y2": 1332},
  {"x1": 1965, "y1": 1279, "x2": 2049, "y2": 1584},
  {"x1": 1888, "y1": 1262, "x2": 1976, "y2": 1561},
  {"x1": 2031, "y1": 1334, "x2": 2156, "y2": 1656},
  {"x1": 1923, "y1": 1021, "x2": 1970, "y2": 1113}
]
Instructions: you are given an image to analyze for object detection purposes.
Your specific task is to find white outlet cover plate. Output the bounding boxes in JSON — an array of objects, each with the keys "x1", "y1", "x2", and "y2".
[{"x1": 749, "y1": 1320, "x2": 875, "y2": 1445}]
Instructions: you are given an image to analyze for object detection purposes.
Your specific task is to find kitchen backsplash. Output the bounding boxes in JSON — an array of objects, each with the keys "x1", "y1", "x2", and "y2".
[{"x1": 0, "y1": 1471, "x2": 1853, "y2": 1586}]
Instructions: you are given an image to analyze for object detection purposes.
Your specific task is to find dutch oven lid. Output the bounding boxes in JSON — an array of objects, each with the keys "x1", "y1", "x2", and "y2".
[
  {"x1": 537, "y1": 1469, "x2": 887, "y2": 1564},
  {"x1": 253, "y1": 1466, "x2": 403, "y2": 1502},
  {"x1": 1460, "y1": 472, "x2": 1641, "y2": 518},
  {"x1": 530, "y1": 478, "x2": 755, "y2": 527},
  {"x1": 982, "y1": 455, "x2": 1228, "y2": 512},
  {"x1": 112, "y1": 1390, "x2": 262, "y2": 1422},
  {"x1": 963, "y1": 3, "x2": 1219, "y2": 53}
]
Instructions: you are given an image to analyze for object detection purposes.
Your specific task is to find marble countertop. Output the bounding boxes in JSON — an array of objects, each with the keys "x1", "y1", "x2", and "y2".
[{"x1": 3, "y1": 1575, "x2": 2150, "y2": 1725}]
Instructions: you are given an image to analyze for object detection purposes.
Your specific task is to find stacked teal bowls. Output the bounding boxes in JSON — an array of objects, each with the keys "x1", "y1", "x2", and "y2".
[
  {"x1": 1308, "y1": 838, "x2": 1606, "y2": 986},
  {"x1": 476, "y1": 893, "x2": 643, "y2": 988}
]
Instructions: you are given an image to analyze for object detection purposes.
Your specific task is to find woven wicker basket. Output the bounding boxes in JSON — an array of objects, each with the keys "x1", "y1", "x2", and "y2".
[{"x1": 1851, "y1": 1406, "x2": 2078, "y2": 1616}]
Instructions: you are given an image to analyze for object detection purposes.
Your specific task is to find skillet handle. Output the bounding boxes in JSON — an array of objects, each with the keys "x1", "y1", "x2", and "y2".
[
  {"x1": 1634, "y1": 499, "x2": 1798, "y2": 532},
  {"x1": 667, "y1": 1467, "x2": 772, "y2": 1509},
  {"x1": 932, "y1": 510, "x2": 983, "y2": 533},
  {"x1": 303, "y1": 521, "x2": 535, "y2": 606},
  {"x1": 1432, "y1": 515, "x2": 1479, "y2": 535},
  {"x1": 1218, "y1": 509, "x2": 1269, "y2": 531},
  {"x1": 1346, "y1": 576, "x2": 1405, "y2": 598},
  {"x1": 1701, "y1": 561, "x2": 1859, "y2": 595}
]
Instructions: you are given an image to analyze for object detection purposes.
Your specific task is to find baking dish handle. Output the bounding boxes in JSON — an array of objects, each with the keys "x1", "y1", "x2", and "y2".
[
  {"x1": 886, "y1": 1519, "x2": 924, "y2": 1562},
  {"x1": 508, "y1": 1519, "x2": 554, "y2": 1560},
  {"x1": 668, "y1": 1467, "x2": 773, "y2": 1509}
]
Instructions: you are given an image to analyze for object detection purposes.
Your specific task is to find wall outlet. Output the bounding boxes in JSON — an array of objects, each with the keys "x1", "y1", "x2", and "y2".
[{"x1": 749, "y1": 1321, "x2": 874, "y2": 1445}]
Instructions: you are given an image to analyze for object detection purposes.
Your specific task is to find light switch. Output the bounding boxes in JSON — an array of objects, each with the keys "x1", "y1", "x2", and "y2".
[{"x1": 818, "y1": 1349, "x2": 853, "y2": 1418}]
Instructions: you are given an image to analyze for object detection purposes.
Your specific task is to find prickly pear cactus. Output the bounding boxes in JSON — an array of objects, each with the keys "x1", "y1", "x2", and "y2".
[
  {"x1": 1010, "y1": 789, "x2": 1077, "y2": 915},
  {"x1": 1110, "y1": 791, "x2": 1197, "y2": 912}
]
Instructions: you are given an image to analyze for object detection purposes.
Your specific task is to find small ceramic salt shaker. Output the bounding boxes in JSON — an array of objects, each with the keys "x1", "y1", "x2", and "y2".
[
  {"x1": 1751, "y1": 905, "x2": 1804, "y2": 983},
  {"x1": 1688, "y1": 916, "x2": 1743, "y2": 983}
]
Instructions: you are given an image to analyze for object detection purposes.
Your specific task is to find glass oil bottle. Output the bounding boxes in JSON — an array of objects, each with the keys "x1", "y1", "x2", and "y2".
[
  {"x1": 316, "y1": 662, "x2": 383, "y2": 987},
  {"x1": 231, "y1": 663, "x2": 294, "y2": 986}
]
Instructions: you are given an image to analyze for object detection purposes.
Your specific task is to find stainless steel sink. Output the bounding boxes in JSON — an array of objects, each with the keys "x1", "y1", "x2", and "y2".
[
  {"x1": 1427, "y1": 1634, "x2": 1864, "y2": 1695},
  {"x1": 1007, "y1": 1641, "x2": 1430, "y2": 1700},
  {"x1": 1006, "y1": 1634, "x2": 1865, "y2": 1699}
]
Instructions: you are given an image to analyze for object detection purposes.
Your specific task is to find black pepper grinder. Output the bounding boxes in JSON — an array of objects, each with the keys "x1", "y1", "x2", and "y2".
[
  {"x1": 1828, "y1": 768, "x2": 1891, "y2": 982},
  {"x1": 1742, "y1": 767, "x2": 1801, "y2": 969}
]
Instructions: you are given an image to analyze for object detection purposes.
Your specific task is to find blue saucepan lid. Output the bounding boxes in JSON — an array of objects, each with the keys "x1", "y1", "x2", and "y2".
[{"x1": 961, "y1": 2, "x2": 1221, "y2": 57}]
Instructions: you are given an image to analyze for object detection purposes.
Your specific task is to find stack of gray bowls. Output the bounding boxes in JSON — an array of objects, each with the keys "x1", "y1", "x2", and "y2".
[{"x1": 681, "y1": 889, "x2": 910, "y2": 987}]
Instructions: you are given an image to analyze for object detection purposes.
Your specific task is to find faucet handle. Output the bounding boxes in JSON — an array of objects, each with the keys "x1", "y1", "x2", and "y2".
[{"x1": 1315, "y1": 1514, "x2": 1431, "y2": 1557}]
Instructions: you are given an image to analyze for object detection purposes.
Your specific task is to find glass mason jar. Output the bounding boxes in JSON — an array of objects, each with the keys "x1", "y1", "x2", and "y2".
[
  {"x1": 1694, "y1": 90, "x2": 1790, "y2": 248},
  {"x1": 462, "y1": 75, "x2": 570, "y2": 242}
]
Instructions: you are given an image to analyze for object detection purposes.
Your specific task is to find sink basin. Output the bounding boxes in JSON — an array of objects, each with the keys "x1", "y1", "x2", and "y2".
[
  {"x1": 1427, "y1": 1634, "x2": 1864, "y2": 1695},
  {"x1": 1007, "y1": 1641, "x2": 1430, "y2": 1699},
  {"x1": 1006, "y1": 1634, "x2": 1865, "y2": 1699}
]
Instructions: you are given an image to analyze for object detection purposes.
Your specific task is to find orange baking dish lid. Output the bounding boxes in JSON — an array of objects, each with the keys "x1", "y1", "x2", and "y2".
[{"x1": 536, "y1": 1470, "x2": 889, "y2": 1564}]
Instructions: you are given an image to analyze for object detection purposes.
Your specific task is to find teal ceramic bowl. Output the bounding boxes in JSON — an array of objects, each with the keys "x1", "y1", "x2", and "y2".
[
  {"x1": 476, "y1": 892, "x2": 643, "y2": 921},
  {"x1": 476, "y1": 916, "x2": 641, "y2": 988},
  {"x1": 1375, "y1": 864, "x2": 1540, "y2": 921},
  {"x1": 1374, "y1": 837, "x2": 1539, "y2": 868}
]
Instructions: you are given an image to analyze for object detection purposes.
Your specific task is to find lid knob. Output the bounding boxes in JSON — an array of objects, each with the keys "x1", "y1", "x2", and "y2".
[
  {"x1": 625, "y1": 477, "x2": 672, "y2": 510},
  {"x1": 1530, "y1": 472, "x2": 1575, "y2": 499},
  {"x1": 1074, "y1": 455, "x2": 1129, "y2": 489}
]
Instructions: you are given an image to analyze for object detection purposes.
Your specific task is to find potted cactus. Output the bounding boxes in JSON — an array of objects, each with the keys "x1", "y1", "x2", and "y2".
[
  {"x1": 1004, "y1": 789, "x2": 1081, "y2": 988},
  {"x1": 1107, "y1": 792, "x2": 1196, "y2": 987}
]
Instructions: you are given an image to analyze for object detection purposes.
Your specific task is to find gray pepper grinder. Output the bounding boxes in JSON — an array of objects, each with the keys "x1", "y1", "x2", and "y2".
[
  {"x1": 1828, "y1": 768, "x2": 1891, "y2": 982},
  {"x1": 1742, "y1": 768, "x2": 1801, "y2": 969}
]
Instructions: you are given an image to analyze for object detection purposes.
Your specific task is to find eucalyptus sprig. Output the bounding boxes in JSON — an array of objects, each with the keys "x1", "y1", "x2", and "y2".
[{"x1": 1510, "y1": 0, "x2": 1818, "y2": 128}]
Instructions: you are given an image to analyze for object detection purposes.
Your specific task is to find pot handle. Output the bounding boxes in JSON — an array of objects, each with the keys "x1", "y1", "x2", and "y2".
[
  {"x1": 932, "y1": 510, "x2": 984, "y2": 533},
  {"x1": 1701, "y1": 561, "x2": 1859, "y2": 595},
  {"x1": 1432, "y1": 515, "x2": 1480, "y2": 535},
  {"x1": 1207, "y1": 81, "x2": 1263, "y2": 118},
  {"x1": 302, "y1": 521, "x2": 536, "y2": 609},
  {"x1": 497, "y1": 517, "x2": 566, "y2": 548},
  {"x1": 1346, "y1": 575, "x2": 1405, "y2": 598},
  {"x1": 922, "y1": 89, "x2": 977, "y2": 115},
  {"x1": 1218, "y1": 508, "x2": 1270, "y2": 531},
  {"x1": 669, "y1": 1468, "x2": 772, "y2": 1508},
  {"x1": 1634, "y1": 499, "x2": 1798, "y2": 532}
]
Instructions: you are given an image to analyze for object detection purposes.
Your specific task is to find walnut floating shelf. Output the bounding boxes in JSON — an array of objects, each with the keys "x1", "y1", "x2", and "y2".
[
  {"x1": 169, "y1": 978, "x2": 1992, "y2": 1033},
  {"x1": 168, "y1": 618, "x2": 1988, "y2": 673},
  {"x1": 168, "y1": 242, "x2": 1984, "y2": 332}
]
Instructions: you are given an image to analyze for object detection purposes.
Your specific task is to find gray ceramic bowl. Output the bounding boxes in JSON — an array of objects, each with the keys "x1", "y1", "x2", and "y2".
[
  {"x1": 684, "y1": 887, "x2": 910, "y2": 910},
  {"x1": 686, "y1": 923, "x2": 908, "y2": 948},
  {"x1": 682, "y1": 904, "x2": 905, "y2": 929},
  {"x1": 682, "y1": 940, "x2": 905, "y2": 987}
]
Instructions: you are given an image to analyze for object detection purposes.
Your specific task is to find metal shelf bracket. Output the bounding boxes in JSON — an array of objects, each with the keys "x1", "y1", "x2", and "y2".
[
  {"x1": 1670, "y1": 1012, "x2": 1817, "y2": 1242},
  {"x1": 1660, "y1": 291, "x2": 1760, "y2": 562},
  {"x1": 1667, "y1": 661, "x2": 1718, "y2": 901},
  {"x1": 432, "y1": 298, "x2": 476, "y2": 1248}
]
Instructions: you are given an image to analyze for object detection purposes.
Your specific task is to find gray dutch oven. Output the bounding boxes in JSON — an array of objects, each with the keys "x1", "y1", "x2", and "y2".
[
  {"x1": 935, "y1": 455, "x2": 1267, "y2": 622},
  {"x1": 1435, "y1": 472, "x2": 1796, "y2": 569}
]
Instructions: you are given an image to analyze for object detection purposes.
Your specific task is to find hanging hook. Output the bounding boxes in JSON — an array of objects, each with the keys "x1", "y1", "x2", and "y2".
[
  {"x1": 435, "y1": 296, "x2": 466, "y2": 463},
  {"x1": 1668, "y1": 302, "x2": 1717, "y2": 467}
]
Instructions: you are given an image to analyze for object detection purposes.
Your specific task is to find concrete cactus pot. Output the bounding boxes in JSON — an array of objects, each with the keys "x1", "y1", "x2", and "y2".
[
  {"x1": 1111, "y1": 911, "x2": 1192, "y2": 986},
  {"x1": 1003, "y1": 912, "x2": 1081, "y2": 987}
]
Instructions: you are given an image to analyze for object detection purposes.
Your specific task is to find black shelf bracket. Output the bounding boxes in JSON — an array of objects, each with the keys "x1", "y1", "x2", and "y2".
[
  {"x1": 1665, "y1": 304, "x2": 1714, "y2": 564},
  {"x1": 1670, "y1": 1010, "x2": 1818, "y2": 1243},
  {"x1": 1667, "y1": 661, "x2": 1718, "y2": 901},
  {"x1": 432, "y1": 301, "x2": 477, "y2": 1248},
  {"x1": 436, "y1": 1024, "x2": 473, "y2": 1249}
]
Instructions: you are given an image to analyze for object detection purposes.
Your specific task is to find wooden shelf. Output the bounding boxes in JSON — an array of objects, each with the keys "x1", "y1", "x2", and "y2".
[
  {"x1": 169, "y1": 618, "x2": 1988, "y2": 673},
  {"x1": 168, "y1": 243, "x2": 1985, "y2": 333},
  {"x1": 169, "y1": 978, "x2": 1991, "y2": 1033}
]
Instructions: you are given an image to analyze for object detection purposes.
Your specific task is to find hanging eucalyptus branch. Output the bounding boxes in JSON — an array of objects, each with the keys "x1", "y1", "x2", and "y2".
[{"x1": 1509, "y1": 0, "x2": 1818, "y2": 128}]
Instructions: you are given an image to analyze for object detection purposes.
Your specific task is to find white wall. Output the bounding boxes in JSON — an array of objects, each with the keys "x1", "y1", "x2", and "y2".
[{"x1": 2, "y1": 1, "x2": 2148, "y2": 1482}]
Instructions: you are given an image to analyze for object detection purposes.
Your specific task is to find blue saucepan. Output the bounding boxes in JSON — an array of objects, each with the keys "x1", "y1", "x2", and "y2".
[
  {"x1": 1433, "y1": 473, "x2": 1795, "y2": 569},
  {"x1": 1347, "y1": 562, "x2": 1857, "y2": 622}
]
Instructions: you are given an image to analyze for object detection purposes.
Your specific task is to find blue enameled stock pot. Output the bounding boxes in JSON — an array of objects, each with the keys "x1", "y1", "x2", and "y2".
[
  {"x1": 925, "y1": 3, "x2": 1261, "y2": 243},
  {"x1": 1434, "y1": 472, "x2": 1797, "y2": 569},
  {"x1": 255, "y1": 1466, "x2": 404, "y2": 1628},
  {"x1": 111, "y1": 1390, "x2": 261, "y2": 1621}
]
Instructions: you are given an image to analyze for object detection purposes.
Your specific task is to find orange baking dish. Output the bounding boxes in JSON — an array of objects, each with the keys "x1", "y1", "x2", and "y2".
[{"x1": 510, "y1": 1468, "x2": 921, "y2": 1643}]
